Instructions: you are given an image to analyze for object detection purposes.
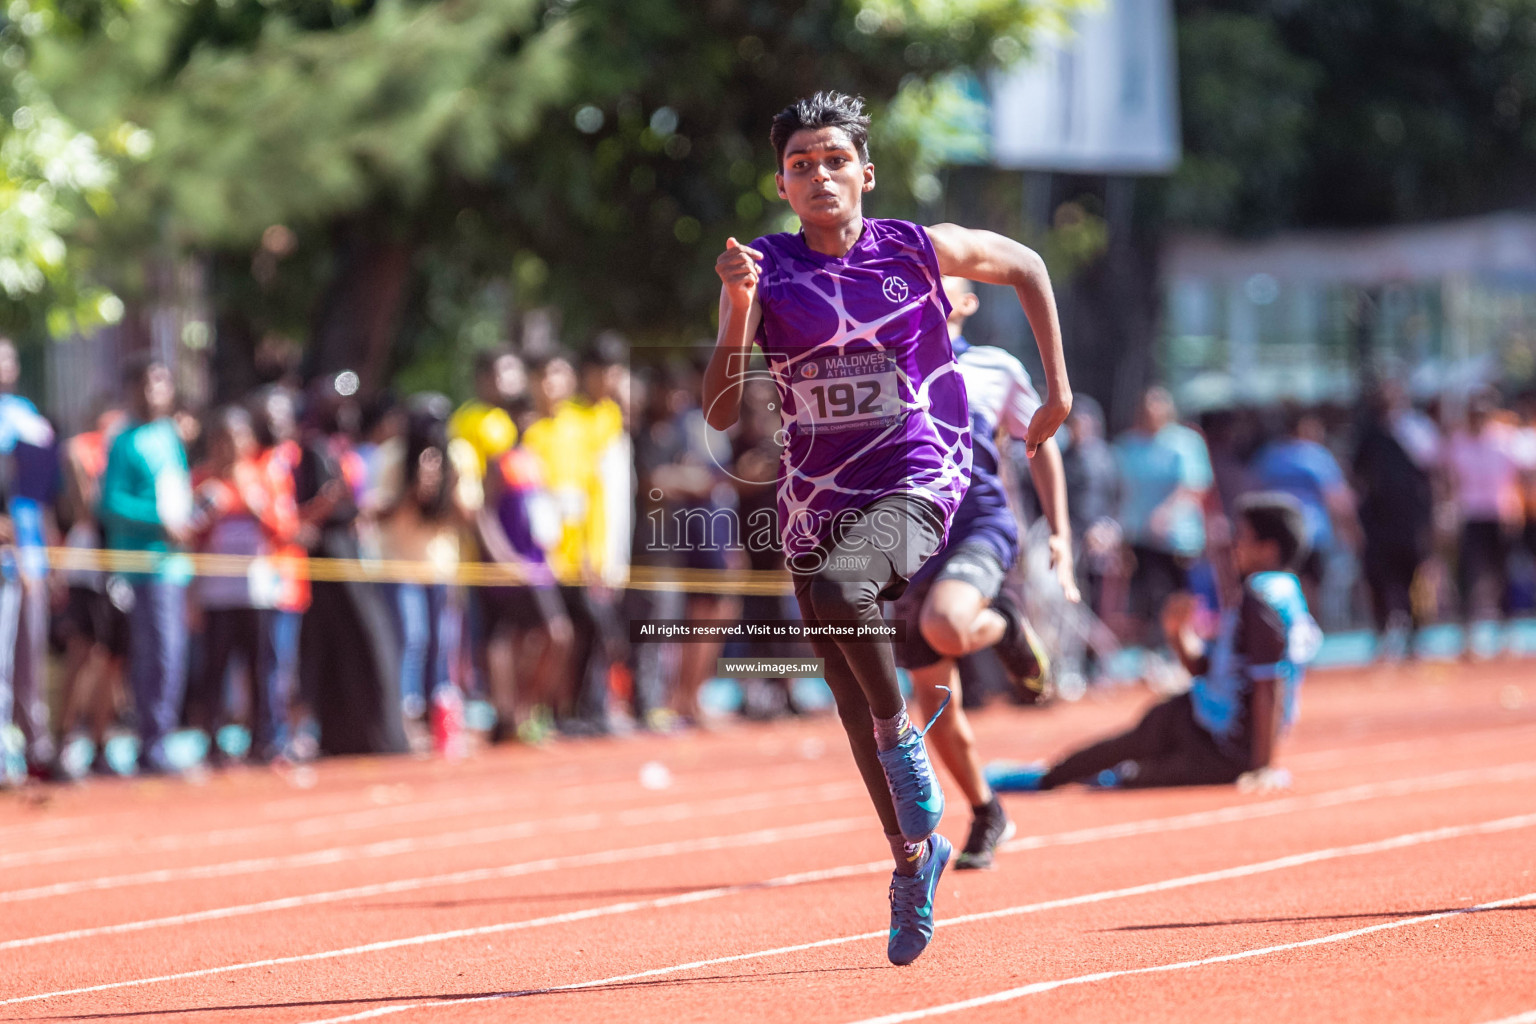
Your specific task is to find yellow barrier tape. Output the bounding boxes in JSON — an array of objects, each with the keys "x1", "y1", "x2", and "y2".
[{"x1": 42, "y1": 547, "x2": 795, "y2": 596}]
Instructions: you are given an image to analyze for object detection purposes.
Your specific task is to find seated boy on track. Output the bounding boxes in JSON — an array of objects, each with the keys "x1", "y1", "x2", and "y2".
[{"x1": 991, "y1": 492, "x2": 1320, "y2": 792}]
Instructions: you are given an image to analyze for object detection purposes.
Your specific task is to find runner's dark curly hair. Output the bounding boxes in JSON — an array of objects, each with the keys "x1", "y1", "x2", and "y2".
[{"x1": 770, "y1": 91, "x2": 871, "y2": 168}]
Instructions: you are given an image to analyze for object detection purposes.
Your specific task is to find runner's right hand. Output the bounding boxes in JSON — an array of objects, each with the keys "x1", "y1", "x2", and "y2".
[{"x1": 717, "y1": 237, "x2": 763, "y2": 306}]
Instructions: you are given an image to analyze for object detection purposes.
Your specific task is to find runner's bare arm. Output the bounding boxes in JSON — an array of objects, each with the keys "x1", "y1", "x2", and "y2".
[
  {"x1": 703, "y1": 237, "x2": 765, "y2": 431},
  {"x1": 926, "y1": 223, "x2": 1071, "y2": 456},
  {"x1": 1024, "y1": 436, "x2": 1081, "y2": 603}
]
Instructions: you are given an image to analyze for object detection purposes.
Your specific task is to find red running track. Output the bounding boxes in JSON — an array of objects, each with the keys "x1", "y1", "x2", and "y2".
[{"x1": 2, "y1": 661, "x2": 1534, "y2": 1023}]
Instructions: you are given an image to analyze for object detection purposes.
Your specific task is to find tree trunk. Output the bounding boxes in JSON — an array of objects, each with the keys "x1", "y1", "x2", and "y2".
[
  {"x1": 1061, "y1": 176, "x2": 1162, "y2": 432},
  {"x1": 306, "y1": 210, "x2": 415, "y2": 393},
  {"x1": 210, "y1": 251, "x2": 260, "y2": 404}
]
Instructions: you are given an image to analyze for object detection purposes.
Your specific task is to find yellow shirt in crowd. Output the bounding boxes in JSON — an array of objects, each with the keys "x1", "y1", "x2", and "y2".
[
  {"x1": 522, "y1": 397, "x2": 625, "y2": 582},
  {"x1": 448, "y1": 400, "x2": 517, "y2": 476}
]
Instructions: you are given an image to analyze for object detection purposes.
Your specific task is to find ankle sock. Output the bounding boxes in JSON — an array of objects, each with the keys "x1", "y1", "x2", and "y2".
[
  {"x1": 873, "y1": 706, "x2": 912, "y2": 752},
  {"x1": 887, "y1": 832, "x2": 929, "y2": 877}
]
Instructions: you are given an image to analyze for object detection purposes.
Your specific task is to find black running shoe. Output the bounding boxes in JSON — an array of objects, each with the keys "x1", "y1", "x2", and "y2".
[
  {"x1": 954, "y1": 799, "x2": 1016, "y2": 870},
  {"x1": 990, "y1": 593, "x2": 1051, "y2": 699}
]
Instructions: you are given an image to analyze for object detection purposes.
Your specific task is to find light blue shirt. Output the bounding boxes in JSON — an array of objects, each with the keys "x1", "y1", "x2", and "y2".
[
  {"x1": 1114, "y1": 423, "x2": 1213, "y2": 557},
  {"x1": 99, "y1": 419, "x2": 193, "y2": 584},
  {"x1": 0, "y1": 393, "x2": 44, "y2": 453},
  {"x1": 1251, "y1": 439, "x2": 1345, "y2": 551},
  {"x1": 1192, "y1": 571, "x2": 1321, "y2": 757},
  {"x1": 0, "y1": 394, "x2": 54, "y2": 581}
]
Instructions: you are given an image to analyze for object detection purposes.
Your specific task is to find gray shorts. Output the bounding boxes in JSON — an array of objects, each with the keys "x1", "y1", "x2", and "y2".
[
  {"x1": 788, "y1": 493, "x2": 946, "y2": 605},
  {"x1": 888, "y1": 539, "x2": 1009, "y2": 669}
]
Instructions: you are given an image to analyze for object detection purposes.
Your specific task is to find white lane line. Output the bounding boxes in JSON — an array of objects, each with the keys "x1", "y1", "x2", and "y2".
[
  {"x1": 234, "y1": 760, "x2": 816, "y2": 816},
  {"x1": 33, "y1": 754, "x2": 1523, "y2": 909},
  {"x1": 7, "y1": 760, "x2": 1532, "y2": 953},
  {"x1": 0, "y1": 792, "x2": 535, "y2": 871},
  {"x1": 15, "y1": 808, "x2": 1536, "y2": 1013},
  {"x1": 286, "y1": 812, "x2": 1536, "y2": 1024},
  {"x1": 998, "y1": 761, "x2": 1536, "y2": 855},
  {"x1": 17, "y1": 715, "x2": 1528, "y2": 869},
  {"x1": 1285, "y1": 720, "x2": 1536, "y2": 770},
  {"x1": 15, "y1": 721, "x2": 1531, "y2": 871},
  {"x1": 0, "y1": 761, "x2": 841, "y2": 870},
  {"x1": 0, "y1": 817, "x2": 92, "y2": 841},
  {"x1": 1477, "y1": 1013, "x2": 1536, "y2": 1024},
  {"x1": 843, "y1": 889, "x2": 1536, "y2": 1024},
  {"x1": 0, "y1": 818, "x2": 874, "y2": 1007},
  {"x1": 0, "y1": 781, "x2": 862, "y2": 903},
  {"x1": 0, "y1": 818, "x2": 103, "y2": 855},
  {"x1": 0, "y1": 789, "x2": 537, "y2": 870}
]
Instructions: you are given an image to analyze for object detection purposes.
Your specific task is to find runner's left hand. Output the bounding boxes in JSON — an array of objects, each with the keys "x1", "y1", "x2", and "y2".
[{"x1": 1048, "y1": 534, "x2": 1081, "y2": 604}]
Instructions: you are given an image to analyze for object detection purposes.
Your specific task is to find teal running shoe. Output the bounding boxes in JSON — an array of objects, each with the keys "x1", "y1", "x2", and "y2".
[
  {"x1": 887, "y1": 832, "x2": 952, "y2": 966},
  {"x1": 876, "y1": 688, "x2": 951, "y2": 843}
]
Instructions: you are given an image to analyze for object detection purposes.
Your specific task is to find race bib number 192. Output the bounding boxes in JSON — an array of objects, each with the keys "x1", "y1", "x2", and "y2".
[{"x1": 789, "y1": 351, "x2": 906, "y2": 435}]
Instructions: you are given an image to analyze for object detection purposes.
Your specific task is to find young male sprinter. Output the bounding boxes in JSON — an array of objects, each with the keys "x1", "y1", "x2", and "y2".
[
  {"x1": 702, "y1": 92, "x2": 1070, "y2": 965},
  {"x1": 890, "y1": 276, "x2": 1079, "y2": 870},
  {"x1": 991, "y1": 493, "x2": 1320, "y2": 792}
]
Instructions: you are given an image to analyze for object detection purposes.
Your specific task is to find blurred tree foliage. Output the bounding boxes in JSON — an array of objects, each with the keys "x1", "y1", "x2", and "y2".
[
  {"x1": 28, "y1": 0, "x2": 580, "y2": 389},
  {"x1": 10, "y1": 0, "x2": 1073, "y2": 394},
  {"x1": 1170, "y1": 0, "x2": 1536, "y2": 234},
  {"x1": 498, "y1": 1, "x2": 1058, "y2": 356},
  {"x1": 12, "y1": 0, "x2": 1534, "y2": 392},
  {"x1": 0, "y1": 0, "x2": 143, "y2": 338}
]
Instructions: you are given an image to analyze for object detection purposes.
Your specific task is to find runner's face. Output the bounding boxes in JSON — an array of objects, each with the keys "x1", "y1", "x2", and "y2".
[
  {"x1": 777, "y1": 127, "x2": 873, "y2": 228},
  {"x1": 941, "y1": 276, "x2": 979, "y2": 331}
]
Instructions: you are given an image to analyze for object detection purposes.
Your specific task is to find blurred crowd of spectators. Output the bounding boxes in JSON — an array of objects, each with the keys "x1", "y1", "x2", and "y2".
[
  {"x1": 1, "y1": 325, "x2": 1534, "y2": 785},
  {"x1": 0, "y1": 336, "x2": 627, "y2": 782},
  {"x1": 1058, "y1": 378, "x2": 1536, "y2": 682}
]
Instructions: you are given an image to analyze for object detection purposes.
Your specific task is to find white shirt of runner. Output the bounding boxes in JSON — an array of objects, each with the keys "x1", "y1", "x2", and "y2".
[{"x1": 955, "y1": 344, "x2": 1041, "y2": 440}]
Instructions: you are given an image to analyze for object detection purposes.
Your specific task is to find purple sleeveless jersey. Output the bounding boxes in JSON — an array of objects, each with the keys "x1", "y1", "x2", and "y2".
[{"x1": 749, "y1": 218, "x2": 972, "y2": 559}]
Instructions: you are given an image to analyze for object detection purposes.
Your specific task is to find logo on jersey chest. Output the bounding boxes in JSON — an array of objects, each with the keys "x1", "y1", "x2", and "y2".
[{"x1": 882, "y1": 276, "x2": 910, "y2": 303}]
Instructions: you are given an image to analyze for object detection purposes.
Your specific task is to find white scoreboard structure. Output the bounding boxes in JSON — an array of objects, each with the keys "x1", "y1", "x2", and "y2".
[{"x1": 988, "y1": 0, "x2": 1181, "y2": 175}]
